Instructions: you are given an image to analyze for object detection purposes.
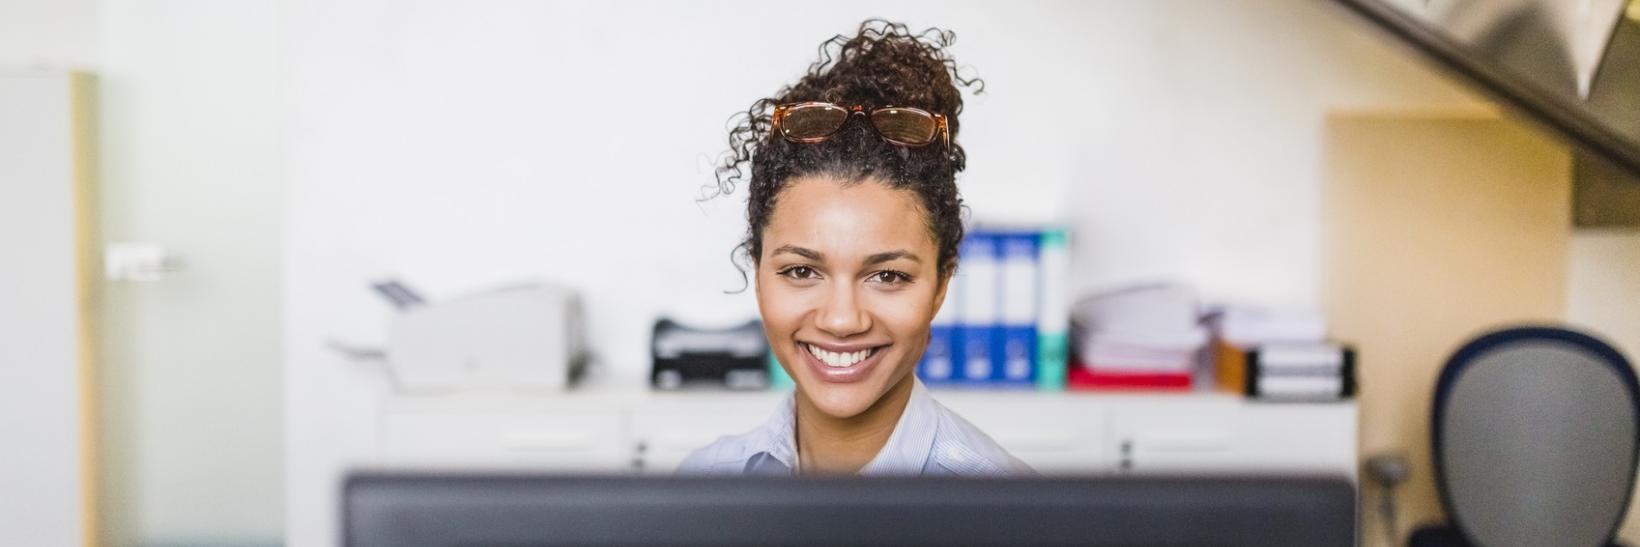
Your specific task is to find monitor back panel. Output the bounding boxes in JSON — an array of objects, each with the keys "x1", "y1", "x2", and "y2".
[{"x1": 344, "y1": 474, "x2": 1354, "y2": 547}]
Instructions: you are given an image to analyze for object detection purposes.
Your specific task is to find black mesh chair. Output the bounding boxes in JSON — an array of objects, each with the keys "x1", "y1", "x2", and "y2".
[{"x1": 1411, "y1": 326, "x2": 1639, "y2": 547}]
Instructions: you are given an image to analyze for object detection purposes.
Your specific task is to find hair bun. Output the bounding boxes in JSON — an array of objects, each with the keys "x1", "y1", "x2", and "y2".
[{"x1": 711, "y1": 19, "x2": 981, "y2": 289}]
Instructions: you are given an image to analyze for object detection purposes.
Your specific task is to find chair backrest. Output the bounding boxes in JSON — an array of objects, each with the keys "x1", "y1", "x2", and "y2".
[{"x1": 1433, "y1": 326, "x2": 1639, "y2": 547}]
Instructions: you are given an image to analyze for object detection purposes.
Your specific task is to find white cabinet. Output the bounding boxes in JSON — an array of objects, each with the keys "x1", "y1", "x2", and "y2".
[
  {"x1": 937, "y1": 393, "x2": 1111, "y2": 473},
  {"x1": 628, "y1": 394, "x2": 780, "y2": 474},
  {"x1": 378, "y1": 395, "x2": 629, "y2": 471},
  {"x1": 1108, "y1": 397, "x2": 1357, "y2": 479},
  {"x1": 371, "y1": 389, "x2": 1358, "y2": 480},
  {"x1": 1109, "y1": 398, "x2": 1239, "y2": 473}
]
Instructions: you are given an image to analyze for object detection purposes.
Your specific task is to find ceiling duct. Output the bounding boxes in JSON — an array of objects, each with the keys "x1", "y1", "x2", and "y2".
[{"x1": 1330, "y1": 0, "x2": 1640, "y2": 225}]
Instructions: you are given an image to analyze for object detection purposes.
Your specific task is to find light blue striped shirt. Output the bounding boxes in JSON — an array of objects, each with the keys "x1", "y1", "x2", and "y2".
[{"x1": 677, "y1": 379, "x2": 1033, "y2": 476}]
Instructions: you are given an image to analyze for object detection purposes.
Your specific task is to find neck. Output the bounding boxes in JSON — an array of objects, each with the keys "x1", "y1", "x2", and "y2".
[{"x1": 793, "y1": 374, "x2": 917, "y2": 475}]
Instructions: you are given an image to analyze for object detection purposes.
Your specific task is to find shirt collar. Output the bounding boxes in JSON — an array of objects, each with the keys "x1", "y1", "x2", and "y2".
[
  {"x1": 749, "y1": 388, "x2": 798, "y2": 473},
  {"x1": 744, "y1": 378, "x2": 938, "y2": 476},
  {"x1": 859, "y1": 379, "x2": 939, "y2": 476}
]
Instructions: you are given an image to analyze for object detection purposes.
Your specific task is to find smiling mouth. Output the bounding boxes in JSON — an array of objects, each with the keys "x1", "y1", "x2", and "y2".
[{"x1": 803, "y1": 343, "x2": 884, "y2": 368}]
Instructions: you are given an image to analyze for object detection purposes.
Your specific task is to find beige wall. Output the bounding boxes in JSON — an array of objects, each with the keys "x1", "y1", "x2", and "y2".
[{"x1": 1323, "y1": 113, "x2": 1574, "y2": 546}]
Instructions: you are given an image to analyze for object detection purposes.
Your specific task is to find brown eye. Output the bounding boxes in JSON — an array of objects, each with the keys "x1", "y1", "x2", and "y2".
[
  {"x1": 779, "y1": 266, "x2": 819, "y2": 280},
  {"x1": 868, "y1": 270, "x2": 911, "y2": 285}
]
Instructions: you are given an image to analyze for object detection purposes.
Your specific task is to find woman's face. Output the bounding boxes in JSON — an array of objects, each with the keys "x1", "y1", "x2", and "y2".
[{"x1": 756, "y1": 175, "x2": 949, "y2": 419}]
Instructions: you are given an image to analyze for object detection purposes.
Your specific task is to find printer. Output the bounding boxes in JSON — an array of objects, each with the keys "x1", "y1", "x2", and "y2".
[
  {"x1": 651, "y1": 318, "x2": 769, "y2": 390},
  {"x1": 381, "y1": 281, "x2": 587, "y2": 392}
]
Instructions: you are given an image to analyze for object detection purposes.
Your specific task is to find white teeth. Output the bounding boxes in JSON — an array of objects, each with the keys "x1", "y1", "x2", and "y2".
[{"x1": 807, "y1": 344, "x2": 873, "y2": 368}]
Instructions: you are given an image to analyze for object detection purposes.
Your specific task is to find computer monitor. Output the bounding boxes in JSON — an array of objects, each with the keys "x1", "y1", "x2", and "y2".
[{"x1": 343, "y1": 473, "x2": 1355, "y2": 547}]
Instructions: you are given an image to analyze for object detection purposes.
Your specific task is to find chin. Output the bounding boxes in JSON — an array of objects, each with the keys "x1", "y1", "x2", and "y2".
[{"x1": 801, "y1": 382, "x2": 882, "y2": 419}]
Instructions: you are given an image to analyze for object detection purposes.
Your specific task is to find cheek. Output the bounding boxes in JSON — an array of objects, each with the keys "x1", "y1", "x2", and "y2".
[
  {"x1": 864, "y1": 289, "x2": 937, "y2": 342},
  {"x1": 754, "y1": 272, "x2": 808, "y2": 338}
]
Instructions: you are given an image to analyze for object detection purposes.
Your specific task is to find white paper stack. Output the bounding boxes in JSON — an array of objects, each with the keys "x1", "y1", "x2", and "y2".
[
  {"x1": 1070, "y1": 284, "x2": 1208, "y2": 377},
  {"x1": 1210, "y1": 307, "x2": 1326, "y2": 347}
]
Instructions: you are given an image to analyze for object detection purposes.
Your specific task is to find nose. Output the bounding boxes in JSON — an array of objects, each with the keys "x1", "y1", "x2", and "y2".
[{"x1": 815, "y1": 282, "x2": 871, "y2": 338}]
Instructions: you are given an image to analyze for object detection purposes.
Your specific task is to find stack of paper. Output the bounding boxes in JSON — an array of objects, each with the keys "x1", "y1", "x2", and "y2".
[
  {"x1": 1067, "y1": 284, "x2": 1207, "y2": 391},
  {"x1": 1206, "y1": 307, "x2": 1354, "y2": 401},
  {"x1": 1247, "y1": 343, "x2": 1355, "y2": 400}
]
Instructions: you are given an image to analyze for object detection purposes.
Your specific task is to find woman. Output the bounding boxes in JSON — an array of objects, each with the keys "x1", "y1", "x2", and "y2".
[{"x1": 680, "y1": 20, "x2": 1031, "y2": 476}]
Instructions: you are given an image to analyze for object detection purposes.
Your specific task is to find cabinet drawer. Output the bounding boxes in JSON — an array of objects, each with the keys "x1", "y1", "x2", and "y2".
[
  {"x1": 1110, "y1": 400, "x2": 1356, "y2": 478},
  {"x1": 630, "y1": 396, "x2": 777, "y2": 473},
  {"x1": 378, "y1": 408, "x2": 627, "y2": 471},
  {"x1": 936, "y1": 394, "x2": 1110, "y2": 473}
]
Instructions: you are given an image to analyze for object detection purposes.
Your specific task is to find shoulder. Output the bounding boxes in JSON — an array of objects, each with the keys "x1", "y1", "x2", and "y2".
[
  {"x1": 675, "y1": 429, "x2": 758, "y2": 475},
  {"x1": 927, "y1": 397, "x2": 1036, "y2": 477},
  {"x1": 677, "y1": 391, "x2": 798, "y2": 475}
]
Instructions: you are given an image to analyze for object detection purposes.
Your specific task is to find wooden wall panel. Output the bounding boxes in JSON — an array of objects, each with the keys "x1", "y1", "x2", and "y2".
[{"x1": 1323, "y1": 113, "x2": 1571, "y2": 546}]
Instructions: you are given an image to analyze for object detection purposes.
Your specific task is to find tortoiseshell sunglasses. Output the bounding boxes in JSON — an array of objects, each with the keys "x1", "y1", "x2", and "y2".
[{"x1": 772, "y1": 102, "x2": 950, "y2": 148}]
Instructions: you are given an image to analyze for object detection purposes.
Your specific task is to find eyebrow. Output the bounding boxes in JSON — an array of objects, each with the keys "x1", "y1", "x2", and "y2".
[
  {"x1": 771, "y1": 245, "x2": 922, "y2": 266},
  {"x1": 771, "y1": 245, "x2": 822, "y2": 261},
  {"x1": 864, "y1": 250, "x2": 922, "y2": 266}
]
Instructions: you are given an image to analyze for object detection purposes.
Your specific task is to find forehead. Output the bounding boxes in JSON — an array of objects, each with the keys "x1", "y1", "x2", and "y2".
[{"x1": 763, "y1": 176, "x2": 935, "y2": 259}]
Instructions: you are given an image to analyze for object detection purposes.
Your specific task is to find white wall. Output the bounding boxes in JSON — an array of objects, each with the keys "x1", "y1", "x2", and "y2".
[
  {"x1": 96, "y1": 1, "x2": 284, "y2": 545},
  {"x1": 284, "y1": 1, "x2": 1482, "y2": 545},
  {"x1": 0, "y1": 9, "x2": 97, "y2": 547},
  {"x1": 5, "y1": 1, "x2": 284, "y2": 545},
  {"x1": 0, "y1": 0, "x2": 99, "y2": 68}
]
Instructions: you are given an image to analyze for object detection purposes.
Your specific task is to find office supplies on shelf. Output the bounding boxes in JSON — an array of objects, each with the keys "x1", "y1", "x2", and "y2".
[
  {"x1": 1210, "y1": 307, "x2": 1326, "y2": 345},
  {"x1": 1035, "y1": 227, "x2": 1071, "y2": 390},
  {"x1": 1066, "y1": 358, "x2": 1194, "y2": 390},
  {"x1": 1207, "y1": 307, "x2": 1327, "y2": 393},
  {"x1": 958, "y1": 231, "x2": 1000, "y2": 384},
  {"x1": 650, "y1": 318, "x2": 769, "y2": 390},
  {"x1": 1205, "y1": 307, "x2": 1354, "y2": 401},
  {"x1": 917, "y1": 225, "x2": 1068, "y2": 390},
  {"x1": 998, "y1": 230, "x2": 1039, "y2": 384},
  {"x1": 381, "y1": 280, "x2": 588, "y2": 392},
  {"x1": 1067, "y1": 283, "x2": 1207, "y2": 391},
  {"x1": 1245, "y1": 343, "x2": 1356, "y2": 401}
]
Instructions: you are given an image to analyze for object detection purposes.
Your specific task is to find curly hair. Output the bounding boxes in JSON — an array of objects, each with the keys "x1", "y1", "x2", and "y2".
[{"x1": 712, "y1": 19, "x2": 983, "y2": 283}]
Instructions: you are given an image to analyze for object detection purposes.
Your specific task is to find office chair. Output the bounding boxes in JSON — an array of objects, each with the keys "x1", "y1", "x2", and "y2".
[{"x1": 1410, "y1": 326, "x2": 1638, "y2": 547}]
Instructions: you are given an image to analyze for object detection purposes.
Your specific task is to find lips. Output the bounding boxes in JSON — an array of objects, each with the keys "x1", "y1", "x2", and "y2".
[{"x1": 798, "y1": 342, "x2": 889, "y2": 383}]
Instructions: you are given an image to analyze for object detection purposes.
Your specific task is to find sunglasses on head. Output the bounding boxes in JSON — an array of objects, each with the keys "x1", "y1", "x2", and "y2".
[{"x1": 772, "y1": 102, "x2": 950, "y2": 148}]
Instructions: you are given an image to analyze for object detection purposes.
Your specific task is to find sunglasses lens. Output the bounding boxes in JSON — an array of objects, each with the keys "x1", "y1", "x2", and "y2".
[
  {"x1": 781, "y1": 104, "x2": 850, "y2": 140},
  {"x1": 870, "y1": 108, "x2": 938, "y2": 145}
]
